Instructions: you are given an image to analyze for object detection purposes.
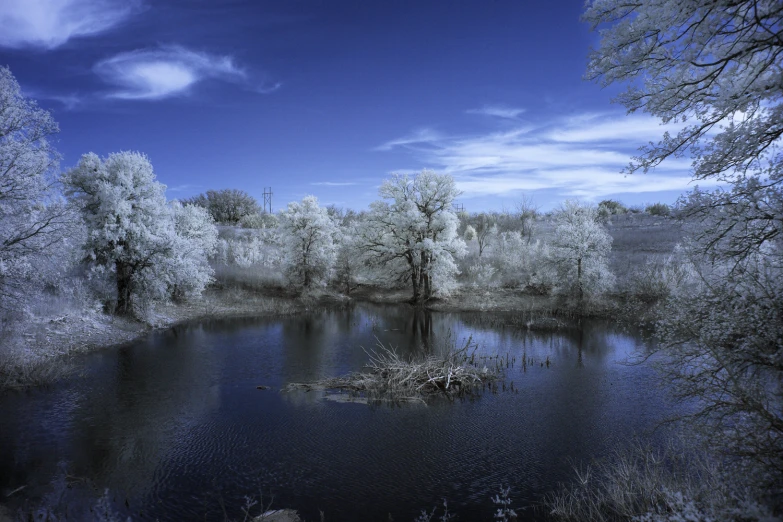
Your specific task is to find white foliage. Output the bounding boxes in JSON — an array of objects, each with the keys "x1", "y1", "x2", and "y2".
[
  {"x1": 489, "y1": 231, "x2": 527, "y2": 274},
  {"x1": 169, "y1": 201, "x2": 218, "y2": 299},
  {"x1": 586, "y1": 0, "x2": 783, "y2": 480},
  {"x1": 333, "y1": 221, "x2": 365, "y2": 295},
  {"x1": 629, "y1": 245, "x2": 698, "y2": 301},
  {"x1": 463, "y1": 225, "x2": 477, "y2": 241},
  {"x1": 465, "y1": 261, "x2": 497, "y2": 288},
  {"x1": 240, "y1": 211, "x2": 278, "y2": 229},
  {"x1": 550, "y1": 200, "x2": 614, "y2": 298},
  {"x1": 584, "y1": 0, "x2": 783, "y2": 185},
  {"x1": 0, "y1": 66, "x2": 73, "y2": 304},
  {"x1": 278, "y1": 195, "x2": 338, "y2": 289},
  {"x1": 484, "y1": 231, "x2": 554, "y2": 290},
  {"x1": 63, "y1": 151, "x2": 215, "y2": 315},
  {"x1": 359, "y1": 170, "x2": 466, "y2": 301}
]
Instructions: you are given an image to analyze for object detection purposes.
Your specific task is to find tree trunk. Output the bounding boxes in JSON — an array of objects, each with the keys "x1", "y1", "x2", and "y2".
[
  {"x1": 115, "y1": 260, "x2": 133, "y2": 315},
  {"x1": 577, "y1": 257, "x2": 583, "y2": 301},
  {"x1": 411, "y1": 272, "x2": 420, "y2": 302},
  {"x1": 419, "y1": 251, "x2": 432, "y2": 300}
]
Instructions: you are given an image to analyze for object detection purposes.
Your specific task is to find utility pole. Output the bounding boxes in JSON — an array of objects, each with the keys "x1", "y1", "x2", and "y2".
[{"x1": 263, "y1": 187, "x2": 273, "y2": 213}]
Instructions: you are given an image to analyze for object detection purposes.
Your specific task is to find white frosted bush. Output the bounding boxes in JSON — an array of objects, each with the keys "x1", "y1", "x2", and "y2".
[{"x1": 465, "y1": 261, "x2": 497, "y2": 288}]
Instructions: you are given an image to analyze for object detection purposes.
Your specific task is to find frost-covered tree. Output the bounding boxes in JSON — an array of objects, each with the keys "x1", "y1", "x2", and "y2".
[
  {"x1": 585, "y1": 0, "x2": 783, "y2": 486},
  {"x1": 278, "y1": 195, "x2": 338, "y2": 290},
  {"x1": 170, "y1": 201, "x2": 218, "y2": 300},
  {"x1": 333, "y1": 222, "x2": 364, "y2": 296},
  {"x1": 183, "y1": 189, "x2": 259, "y2": 225},
  {"x1": 584, "y1": 0, "x2": 782, "y2": 183},
  {"x1": 64, "y1": 152, "x2": 215, "y2": 316},
  {"x1": 0, "y1": 66, "x2": 72, "y2": 303},
  {"x1": 359, "y1": 171, "x2": 466, "y2": 302},
  {"x1": 240, "y1": 211, "x2": 278, "y2": 229},
  {"x1": 463, "y1": 225, "x2": 477, "y2": 242},
  {"x1": 469, "y1": 213, "x2": 497, "y2": 257},
  {"x1": 515, "y1": 195, "x2": 539, "y2": 242},
  {"x1": 551, "y1": 201, "x2": 614, "y2": 299}
]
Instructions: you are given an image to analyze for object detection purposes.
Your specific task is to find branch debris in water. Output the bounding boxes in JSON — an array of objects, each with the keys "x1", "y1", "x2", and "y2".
[{"x1": 283, "y1": 338, "x2": 501, "y2": 403}]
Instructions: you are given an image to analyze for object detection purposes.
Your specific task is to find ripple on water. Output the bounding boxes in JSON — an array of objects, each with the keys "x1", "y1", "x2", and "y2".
[{"x1": 0, "y1": 306, "x2": 675, "y2": 522}]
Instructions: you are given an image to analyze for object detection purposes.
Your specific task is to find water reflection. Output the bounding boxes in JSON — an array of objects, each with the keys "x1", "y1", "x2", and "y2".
[{"x1": 0, "y1": 304, "x2": 672, "y2": 522}]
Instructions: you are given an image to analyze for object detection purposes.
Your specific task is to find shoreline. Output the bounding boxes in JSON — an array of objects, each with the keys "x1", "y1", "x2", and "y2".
[
  {"x1": 0, "y1": 287, "x2": 307, "y2": 391},
  {"x1": 0, "y1": 285, "x2": 655, "y2": 391}
]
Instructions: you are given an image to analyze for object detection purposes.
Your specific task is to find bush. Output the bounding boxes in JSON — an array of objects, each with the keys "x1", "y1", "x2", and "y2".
[
  {"x1": 182, "y1": 189, "x2": 260, "y2": 225},
  {"x1": 240, "y1": 212, "x2": 278, "y2": 229},
  {"x1": 628, "y1": 247, "x2": 696, "y2": 302},
  {"x1": 645, "y1": 202, "x2": 671, "y2": 216},
  {"x1": 598, "y1": 199, "x2": 628, "y2": 215},
  {"x1": 465, "y1": 261, "x2": 496, "y2": 288}
]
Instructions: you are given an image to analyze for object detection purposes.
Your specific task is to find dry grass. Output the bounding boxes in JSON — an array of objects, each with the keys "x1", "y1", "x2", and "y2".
[
  {"x1": 544, "y1": 440, "x2": 774, "y2": 521},
  {"x1": 0, "y1": 288, "x2": 304, "y2": 391},
  {"x1": 284, "y1": 338, "x2": 500, "y2": 403},
  {"x1": 212, "y1": 264, "x2": 286, "y2": 293}
]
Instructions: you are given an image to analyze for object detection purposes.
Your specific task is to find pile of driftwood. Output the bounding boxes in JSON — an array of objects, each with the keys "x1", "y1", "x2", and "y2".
[{"x1": 284, "y1": 340, "x2": 499, "y2": 403}]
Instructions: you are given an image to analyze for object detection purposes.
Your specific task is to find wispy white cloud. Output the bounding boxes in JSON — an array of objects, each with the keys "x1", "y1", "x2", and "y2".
[
  {"x1": 466, "y1": 105, "x2": 526, "y2": 120},
  {"x1": 375, "y1": 128, "x2": 445, "y2": 151},
  {"x1": 22, "y1": 88, "x2": 85, "y2": 110},
  {"x1": 378, "y1": 111, "x2": 713, "y2": 201},
  {"x1": 167, "y1": 184, "x2": 203, "y2": 193},
  {"x1": 94, "y1": 45, "x2": 274, "y2": 100},
  {"x1": 0, "y1": 0, "x2": 141, "y2": 49},
  {"x1": 545, "y1": 112, "x2": 687, "y2": 143},
  {"x1": 311, "y1": 181, "x2": 358, "y2": 186}
]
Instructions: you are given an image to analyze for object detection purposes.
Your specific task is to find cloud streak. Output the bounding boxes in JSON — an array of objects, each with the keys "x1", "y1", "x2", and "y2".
[
  {"x1": 375, "y1": 128, "x2": 445, "y2": 151},
  {"x1": 378, "y1": 111, "x2": 713, "y2": 200},
  {"x1": 94, "y1": 45, "x2": 255, "y2": 100},
  {"x1": 0, "y1": 0, "x2": 141, "y2": 49},
  {"x1": 167, "y1": 184, "x2": 203, "y2": 193},
  {"x1": 466, "y1": 105, "x2": 526, "y2": 120},
  {"x1": 311, "y1": 182, "x2": 358, "y2": 186}
]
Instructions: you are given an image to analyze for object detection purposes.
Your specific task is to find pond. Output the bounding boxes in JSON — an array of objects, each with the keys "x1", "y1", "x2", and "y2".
[{"x1": 0, "y1": 303, "x2": 678, "y2": 521}]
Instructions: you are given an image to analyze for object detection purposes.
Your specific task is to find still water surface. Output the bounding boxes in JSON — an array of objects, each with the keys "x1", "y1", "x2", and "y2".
[{"x1": 0, "y1": 303, "x2": 676, "y2": 521}]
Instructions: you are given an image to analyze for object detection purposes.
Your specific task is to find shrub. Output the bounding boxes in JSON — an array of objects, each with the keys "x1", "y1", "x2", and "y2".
[
  {"x1": 463, "y1": 224, "x2": 477, "y2": 241},
  {"x1": 240, "y1": 212, "x2": 278, "y2": 229},
  {"x1": 182, "y1": 189, "x2": 260, "y2": 225},
  {"x1": 598, "y1": 199, "x2": 628, "y2": 215},
  {"x1": 465, "y1": 261, "x2": 497, "y2": 288},
  {"x1": 628, "y1": 247, "x2": 696, "y2": 302},
  {"x1": 645, "y1": 202, "x2": 671, "y2": 216}
]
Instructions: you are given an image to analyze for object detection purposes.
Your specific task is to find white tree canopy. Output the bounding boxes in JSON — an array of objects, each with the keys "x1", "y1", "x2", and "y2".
[
  {"x1": 584, "y1": 0, "x2": 782, "y2": 183},
  {"x1": 170, "y1": 201, "x2": 218, "y2": 300},
  {"x1": 278, "y1": 195, "x2": 338, "y2": 290},
  {"x1": 359, "y1": 170, "x2": 466, "y2": 302},
  {"x1": 585, "y1": 0, "x2": 783, "y2": 481},
  {"x1": 64, "y1": 151, "x2": 215, "y2": 316},
  {"x1": 551, "y1": 200, "x2": 614, "y2": 299},
  {"x1": 0, "y1": 66, "x2": 71, "y2": 302}
]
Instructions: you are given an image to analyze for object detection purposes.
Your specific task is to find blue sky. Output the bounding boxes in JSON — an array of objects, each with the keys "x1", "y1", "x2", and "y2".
[{"x1": 0, "y1": 0, "x2": 709, "y2": 211}]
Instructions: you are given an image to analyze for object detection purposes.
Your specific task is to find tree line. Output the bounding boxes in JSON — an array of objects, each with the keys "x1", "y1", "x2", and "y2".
[{"x1": 0, "y1": 64, "x2": 620, "y2": 317}]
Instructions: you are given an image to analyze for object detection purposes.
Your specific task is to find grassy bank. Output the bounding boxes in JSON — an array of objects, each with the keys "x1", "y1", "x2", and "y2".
[
  {"x1": 0, "y1": 282, "x2": 664, "y2": 391},
  {"x1": 0, "y1": 287, "x2": 307, "y2": 390}
]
